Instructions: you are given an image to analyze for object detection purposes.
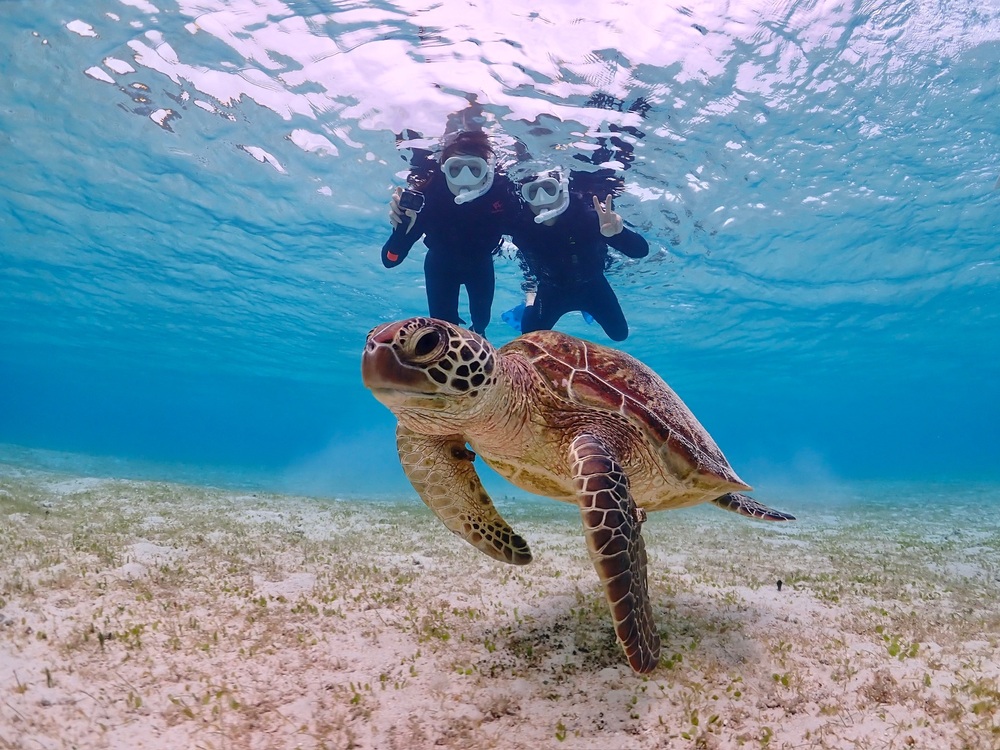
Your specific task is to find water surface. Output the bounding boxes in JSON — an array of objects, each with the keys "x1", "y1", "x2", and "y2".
[{"x1": 1, "y1": 0, "x2": 998, "y2": 492}]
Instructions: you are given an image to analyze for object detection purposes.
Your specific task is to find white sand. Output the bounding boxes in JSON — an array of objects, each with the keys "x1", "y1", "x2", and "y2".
[{"x1": 1, "y1": 469, "x2": 999, "y2": 749}]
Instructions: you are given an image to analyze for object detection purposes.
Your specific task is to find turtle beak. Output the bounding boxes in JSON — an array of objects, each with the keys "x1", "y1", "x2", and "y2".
[
  {"x1": 363, "y1": 346, "x2": 416, "y2": 393},
  {"x1": 363, "y1": 323, "x2": 401, "y2": 390},
  {"x1": 361, "y1": 321, "x2": 432, "y2": 396}
]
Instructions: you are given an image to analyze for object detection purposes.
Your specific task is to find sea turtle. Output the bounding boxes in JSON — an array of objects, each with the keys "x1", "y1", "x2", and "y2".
[{"x1": 362, "y1": 317, "x2": 794, "y2": 673}]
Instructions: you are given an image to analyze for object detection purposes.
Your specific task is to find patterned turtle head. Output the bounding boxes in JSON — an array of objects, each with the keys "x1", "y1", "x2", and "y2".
[{"x1": 362, "y1": 317, "x2": 498, "y2": 417}]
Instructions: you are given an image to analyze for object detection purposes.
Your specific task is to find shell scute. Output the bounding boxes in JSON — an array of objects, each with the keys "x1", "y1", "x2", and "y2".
[
  {"x1": 505, "y1": 331, "x2": 747, "y2": 488},
  {"x1": 569, "y1": 369, "x2": 626, "y2": 412}
]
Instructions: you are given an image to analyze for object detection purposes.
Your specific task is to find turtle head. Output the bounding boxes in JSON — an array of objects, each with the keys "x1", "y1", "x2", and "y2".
[{"x1": 362, "y1": 317, "x2": 498, "y2": 416}]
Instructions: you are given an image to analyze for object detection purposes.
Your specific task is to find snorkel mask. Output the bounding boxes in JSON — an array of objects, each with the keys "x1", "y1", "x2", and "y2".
[
  {"x1": 521, "y1": 172, "x2": 570, "y2": 223},
  {"x1": 442, "y1": 155, "x2": 495, "y2": 205}
]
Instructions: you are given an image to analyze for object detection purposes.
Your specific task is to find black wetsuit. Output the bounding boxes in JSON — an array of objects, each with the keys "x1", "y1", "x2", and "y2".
[
  {"x1": 381, "y1": 170, "x2": 516, "y2": 335},
  {"x1": 511, "y1": 197, "x2": 649, "y2": 341}
]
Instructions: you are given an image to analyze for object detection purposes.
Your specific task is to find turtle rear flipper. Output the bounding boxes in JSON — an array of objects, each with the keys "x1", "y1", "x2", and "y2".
[
  {"x1": 571, "y1": 434, "x2": 660, "y2": 674},
  {"x1": 712, "y1": 492, "x2": 795, "y2": 521},
  {"x1": 396, "y1": 426, "x2": 532, "y2": 565}
]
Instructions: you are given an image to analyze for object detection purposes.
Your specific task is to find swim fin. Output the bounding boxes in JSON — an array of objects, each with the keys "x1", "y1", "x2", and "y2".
[{"x1": 502, "y1": 303, "x2": 526, "y2": 333}]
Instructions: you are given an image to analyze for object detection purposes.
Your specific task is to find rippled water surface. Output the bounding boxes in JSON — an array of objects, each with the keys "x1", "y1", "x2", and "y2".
[{"x1": 1, "y1": 0, "x2": 998, "y2": 492}]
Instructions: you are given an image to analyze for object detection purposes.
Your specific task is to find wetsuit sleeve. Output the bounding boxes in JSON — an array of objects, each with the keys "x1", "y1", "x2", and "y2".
[
  {"x1": 606, "y1": 226, "x2": 649, "y2": 259},
  {"x1": 494, "y1": 174, "x2": 521, "y2": 235},
  {"x1": 381, "y1": 221, "x2": 422, "y2": 268}
]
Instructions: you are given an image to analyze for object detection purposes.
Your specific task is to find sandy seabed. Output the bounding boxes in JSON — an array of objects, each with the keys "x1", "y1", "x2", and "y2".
[{"x1": 0, "y1": 465, "x2": 998, "y2": 750}]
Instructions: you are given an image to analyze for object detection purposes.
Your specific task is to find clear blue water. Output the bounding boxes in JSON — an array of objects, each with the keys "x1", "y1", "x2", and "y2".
[{"x1": 1, "y1": 0, "x2": 998, "y2": 497}]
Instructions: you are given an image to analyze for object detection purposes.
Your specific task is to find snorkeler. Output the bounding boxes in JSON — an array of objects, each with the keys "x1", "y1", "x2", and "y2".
[
  {"x1": 509, "y1": 170, "x2": 649, "y2": 341},
  {"x1": 382, "y1": 130, "x2": 517, "y2": 337}
]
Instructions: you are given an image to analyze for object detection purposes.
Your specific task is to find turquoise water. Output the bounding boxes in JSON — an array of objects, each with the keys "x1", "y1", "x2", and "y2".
[{"x1": 1, "y1": 0, "x2": 998, "y2": 496}]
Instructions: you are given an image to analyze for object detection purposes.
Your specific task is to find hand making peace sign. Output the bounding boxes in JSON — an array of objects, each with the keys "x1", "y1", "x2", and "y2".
[{"x1": 593, "y1": 194, "x2": 623, "y2": 237}]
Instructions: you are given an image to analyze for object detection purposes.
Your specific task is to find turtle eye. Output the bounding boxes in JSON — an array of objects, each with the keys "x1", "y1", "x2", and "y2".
[{"x1": 411, "y1": 328, "x2": 444, "y2": 361}]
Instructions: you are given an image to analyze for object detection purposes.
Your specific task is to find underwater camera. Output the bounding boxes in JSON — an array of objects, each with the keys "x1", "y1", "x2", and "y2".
[{"x1": 399, "y1": 189, "x2": 425, "y2": 212}]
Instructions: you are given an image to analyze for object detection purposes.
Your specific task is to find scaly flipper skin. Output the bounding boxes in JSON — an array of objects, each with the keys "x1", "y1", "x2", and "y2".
[
  {"x1": 396, "y1": 425, "x2": 532, "y2": 565},
  {"x1": 711, "y1": 492, "x2": 796, "y2": 521},
  {"x1": 571, "y1": 434, "x2": 661, "y2": 673}
]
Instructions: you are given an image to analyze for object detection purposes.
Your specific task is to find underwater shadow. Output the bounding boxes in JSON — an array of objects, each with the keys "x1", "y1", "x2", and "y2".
[{"x1": 465, "y1": 582, "x2": 772, "y2": 679}]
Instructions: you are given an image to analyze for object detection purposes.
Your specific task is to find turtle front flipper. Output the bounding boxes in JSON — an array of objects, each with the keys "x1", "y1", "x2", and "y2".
[
  {"x1": 396, "y1": 425, "x2": 532, "y2": 565},
  {"x1": 570, "y1": 434, "x2": 661, "y2": 674},
  {"x1": 712, "y1": 492, "x2": 796, "y2": 521}
]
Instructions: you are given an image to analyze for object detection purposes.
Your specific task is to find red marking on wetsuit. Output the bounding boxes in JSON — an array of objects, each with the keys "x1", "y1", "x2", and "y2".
[
  {"x1": 386, "y1": 251, "x2": 399, "y2": 262},
  {"x1": 491, "y1": 201, "x2": 504, "y2": 213}
]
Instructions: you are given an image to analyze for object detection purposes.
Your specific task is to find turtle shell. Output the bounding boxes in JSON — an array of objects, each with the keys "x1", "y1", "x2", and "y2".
[{"x1": 502, "y1": 330, "x2": 750, "y2": 491}]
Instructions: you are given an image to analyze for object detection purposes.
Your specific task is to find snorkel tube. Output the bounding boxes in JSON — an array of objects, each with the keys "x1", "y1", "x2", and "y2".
[
  {"x1": 454, "y1": 166, "x2": 494, "y2": 204},
  {"x1": 443, "y1": 155, "x2": 496, "y2": 205},
  {"x1": 528, "y1": 173, "x2": 570, "y2": 223},
  {"x1": 532, "y1": 180, "x2": 569, "y2": 223}
]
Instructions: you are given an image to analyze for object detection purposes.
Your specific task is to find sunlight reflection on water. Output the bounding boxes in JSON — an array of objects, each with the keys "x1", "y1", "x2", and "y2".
[{"x1": 0, "y1": 0, "x2": 998, "y2": 482}]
